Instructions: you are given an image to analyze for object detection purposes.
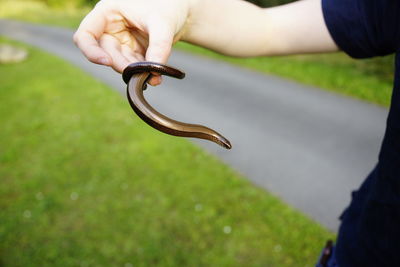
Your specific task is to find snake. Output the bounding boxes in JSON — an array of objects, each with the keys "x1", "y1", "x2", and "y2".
[{"x1": 122, "y1": 62, "x2": 232, "y2": 149}]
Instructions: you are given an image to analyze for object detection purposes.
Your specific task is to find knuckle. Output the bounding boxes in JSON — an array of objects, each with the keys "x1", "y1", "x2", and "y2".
[
  {"x1": 88, "y1": 58, "x2": 100, "y2": 65},
  {"x1": 72, "y1": 32, "x2": 81, "y2": 45},
  {"x1": 87, "y1": 55, "x2": 99, "y2": 64}
]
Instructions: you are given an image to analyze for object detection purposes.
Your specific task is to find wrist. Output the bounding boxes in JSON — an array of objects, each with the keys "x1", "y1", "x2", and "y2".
[
  {"x1": 178, "y1": 0, "x2": 201, "y2": 42},
  {"x1": 180, "y1": 0, "x2": 269, "y2": 57}
]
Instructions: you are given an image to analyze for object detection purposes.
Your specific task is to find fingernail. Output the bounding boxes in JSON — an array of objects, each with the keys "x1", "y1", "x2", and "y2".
[
  {"x1": 99, "y1": 58, "x2": 110, "y2": 65},
  {"x1": 148, "y1": 76, "x2": 161, "y2": 86},
  {"x1": 153, "y1": 76, "x2": 162, "y2": 85}
]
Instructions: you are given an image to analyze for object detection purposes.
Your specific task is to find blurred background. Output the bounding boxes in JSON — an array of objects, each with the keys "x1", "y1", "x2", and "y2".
[{"x1": 0, "y1": 0, "x2": 392, "y2": 266}]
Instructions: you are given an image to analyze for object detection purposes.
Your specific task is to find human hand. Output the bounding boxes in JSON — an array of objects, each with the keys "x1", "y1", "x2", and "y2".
[{"x1": 73, "y1": 0, "x2": 193, "y2": 85}]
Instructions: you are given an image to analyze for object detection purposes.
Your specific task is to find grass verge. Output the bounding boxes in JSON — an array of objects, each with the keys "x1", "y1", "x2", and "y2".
[
  {"x1": 0, "y1": 37, "x2": 333, "y2": 266},
  {"x1": 175, "y1": 43, "x2": 394, "y2": 107},
  {"x1": 0, "y1": 0, "x2": 394, "y2": 107},
  {"x1": 0, "y1": 0, "x2": 88, "y2": 28}
]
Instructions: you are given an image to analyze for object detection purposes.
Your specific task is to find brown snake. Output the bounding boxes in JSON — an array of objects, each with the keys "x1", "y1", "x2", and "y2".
[{"x1": 122, "y1": 62, "x2": 232, "y2": 149}]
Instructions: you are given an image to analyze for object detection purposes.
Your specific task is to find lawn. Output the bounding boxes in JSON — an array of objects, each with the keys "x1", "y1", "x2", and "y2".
[
  {"x1": 0, "y1": 0, "x2": 394, "y2": 107},
  {"x1": 0, "y1": 38, "x2": 334, "y2": 266},
  {"x1": 0, "y1": 0, "x2": 88, "y2": 28}
]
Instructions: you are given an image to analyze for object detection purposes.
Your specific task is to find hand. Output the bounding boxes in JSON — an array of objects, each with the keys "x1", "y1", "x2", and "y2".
[{"x1": 73, "y1": 0, "x2": 193, "y2": 85}]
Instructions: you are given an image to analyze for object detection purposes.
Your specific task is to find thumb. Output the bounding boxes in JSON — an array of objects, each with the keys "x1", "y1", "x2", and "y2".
[{"x1": 145, "y1": 20, "x2": 174, "y2": 64}]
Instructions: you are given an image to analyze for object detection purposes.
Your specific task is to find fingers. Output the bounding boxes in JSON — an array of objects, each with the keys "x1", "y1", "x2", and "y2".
[
  {"x1": 99, "y1": 34, "x2": 131, "y2": 73},
  {"x1": 145, "y1": 19, "x2": 174, "y2": 85},
  {"x1": 146, "y1": 19, "x2": 174, "y2": 64},
  {"x1": 74, "y1": 6, "x2": 175, "y2": 86},
  {"x1": 73, "y1": 7, "x2": 111, "y2": 66},
  {"x1": 99, "y1": 34, "x2": 162, "y2": 86},
  {"x1": 121, "y1": 44, "x2": 164, "y2": 85}
]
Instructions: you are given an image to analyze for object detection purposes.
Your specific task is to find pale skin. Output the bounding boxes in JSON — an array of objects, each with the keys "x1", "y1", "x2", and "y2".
[{"x1": 73, "y1": 0, "x2": 339, "y2": 85}]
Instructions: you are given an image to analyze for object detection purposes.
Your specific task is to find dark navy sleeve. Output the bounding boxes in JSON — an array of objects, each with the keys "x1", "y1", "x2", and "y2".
[
  {"x1": 322, "y1": 0, "x2": 400, "y2": 58},
  {"x1": 322, "y1": 2, "x2": 400, "y2": 266}
]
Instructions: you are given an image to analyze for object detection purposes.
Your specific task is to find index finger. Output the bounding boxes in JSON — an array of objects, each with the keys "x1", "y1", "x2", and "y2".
[{"x1": 73, "y1": 7, "x2": 111, "y2": 65}]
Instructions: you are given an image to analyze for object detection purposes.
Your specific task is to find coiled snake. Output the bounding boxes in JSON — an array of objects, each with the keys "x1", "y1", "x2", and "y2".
[{"x1": 123, "y1": 62, "x2": 232, "y2": 149}]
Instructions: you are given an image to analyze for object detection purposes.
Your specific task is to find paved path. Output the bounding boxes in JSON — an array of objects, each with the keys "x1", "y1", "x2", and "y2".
[{"x1": 0, "y1": 19, "x2": 389, "y2": 230}]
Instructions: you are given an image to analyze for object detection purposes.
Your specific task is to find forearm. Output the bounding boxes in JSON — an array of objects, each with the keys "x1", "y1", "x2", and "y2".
[
  {"x1": 183, "y1": 0, "x2": 338, "y2": 57},
  {"x1": 182, "y1": 0, "x2": 269, "y2": 57}
]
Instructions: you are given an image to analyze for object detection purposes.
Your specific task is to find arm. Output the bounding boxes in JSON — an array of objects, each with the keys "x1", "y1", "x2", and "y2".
[
  {"x1": 73, "y1": 0, "x2": 338, "y2": 84},
  {"x1": 184, "y1": 0, "x2": 338, "y2": 57}
]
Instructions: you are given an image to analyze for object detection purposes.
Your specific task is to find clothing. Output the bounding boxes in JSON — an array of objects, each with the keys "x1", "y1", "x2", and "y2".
[{"x1": 321, "y1": 0, "x2": 400, "y2": 266}]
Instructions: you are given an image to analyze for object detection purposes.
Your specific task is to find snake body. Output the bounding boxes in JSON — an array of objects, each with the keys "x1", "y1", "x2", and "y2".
[{"x1": 123, "y1": 62, "x2": 232, "y2": 149}]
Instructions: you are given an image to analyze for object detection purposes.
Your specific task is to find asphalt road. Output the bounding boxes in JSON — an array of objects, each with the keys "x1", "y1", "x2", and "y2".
[{"x1": 0, "y1": 19, "x2": 389, "y2": 230}]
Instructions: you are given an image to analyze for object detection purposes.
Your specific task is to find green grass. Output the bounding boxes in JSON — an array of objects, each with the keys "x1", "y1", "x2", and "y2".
[
  {"x1": 0, "y1": 0, "x2": 395, "y2": 107},
  {"x1": 175, "y1": 42, "x2": 394, "y2": 107},
  {"x1": 0, "y1": 0, "x2": 88, "y2": 28},
  {"x1": 0, "y1": 38, "x2": 333, "y2": 266}
]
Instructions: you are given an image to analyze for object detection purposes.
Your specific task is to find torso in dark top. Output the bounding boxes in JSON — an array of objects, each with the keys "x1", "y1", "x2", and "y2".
[{"x1": 322, "y1": 0, "x2": 400, "y2": 266}]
